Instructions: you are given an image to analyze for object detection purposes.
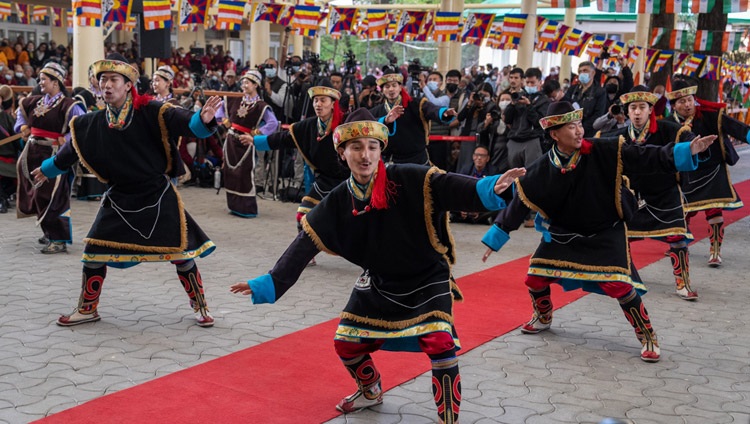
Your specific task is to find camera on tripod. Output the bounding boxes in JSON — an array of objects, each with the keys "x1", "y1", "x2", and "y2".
[
  {"x1": 303, "y1": 50, "x2": 321, "y2": 76},
  {"x1": 407, "y1": 58, "x2": 430, "y2": 78},
  {"x1": 344, "y1": 50, "x2": 358, "y2": 75},
  {"x1": 382, "y1": 52, "x2": 399, "y2": 74},
  {"x1": 256, "y1": 63, "x2": 273, "y2": 78},
  {"x1": 285, "y1": 57, "x2": 302, "y2": 76}
]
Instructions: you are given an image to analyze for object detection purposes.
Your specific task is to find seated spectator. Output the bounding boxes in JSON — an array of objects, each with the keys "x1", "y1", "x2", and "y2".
[{"x1": 451, "y1": 145, "x2": 500, "y2": 225}]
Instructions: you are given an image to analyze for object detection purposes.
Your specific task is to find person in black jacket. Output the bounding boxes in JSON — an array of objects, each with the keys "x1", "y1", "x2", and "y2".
[
  {"x1": 503, "y1": 68, "x2": 550, "y2": 169},
  {"x1": 562, "y1": 61, "x2": 607, "y2": 137}
]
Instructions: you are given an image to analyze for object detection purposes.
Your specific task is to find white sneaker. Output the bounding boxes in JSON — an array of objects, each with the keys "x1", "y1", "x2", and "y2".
[
  {"x1": 335, "y1": 382, "x2": 383, "y2": 413},
  {"x1": 521, "y1": 314, "x2": 551, "y2": 334}
]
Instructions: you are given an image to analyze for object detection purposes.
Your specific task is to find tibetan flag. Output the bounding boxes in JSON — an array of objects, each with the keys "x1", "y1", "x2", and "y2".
[
  {"x1": 277, "y1": 5, "x2": 294, "y2": 26},
  {"x1": 32, "y1": 6, "x2": 47, "y2": 22},
  {"x1": 461, "y1": 13, "x2": 494, "y2": 42},
  {"x1": 291, "y1": 5, "x2": 320, "y2": 36},
  {"x1": 549, "y1": 0, "x2": 591, "y2": 6},
  {"x1": 669, "y1": 30, "x2": 689, "y2": 50},
  {"x1": 52, "y1": 8, "x2": 64, "y2": 26},
  {"x1": 651, "y1": 27, "x2": 666, "y2": 47},
  {"x1": 699, "y1": 56, "x2": 721, "y2": 79},
  {"x1": 639, "y1": 0, "x2": 661, "y2": 13},
  {"x1": 142, "y1": 0, "x2": 172, "y2": 29},
  {"x1": 672, "y1": 51, "x2": 689, "y2": 72},
  {"x1": 0, "y1": 2, "x2": 10, "y2": 21},
  {"x1": 665, "y1": 0, "x2": 689, "y2": 12},
  {"x1": 692, "y1": 0, "x2": 716, "y2": 13},
  {"x1": 724, "y1": 0, "x2": 749, "y2": 12},
  {"x1": 367, "y1": 9, "x2": 388, "y2": 39},
  {"x1": 17, "y1": 4, "x2": 30, "y2": 24},
  {"x1": 253, "y1": 3, "x2": 282, "y2": 23},
  {"x1": 178, "y1": 0, "x2": 207, "y2": 25},
  {"x1": 694, "y1": 30, "x2": 714, "y2": 51},
  {"x1": 328, "y1": 7, "x2": 355, "y2": 35},
  {"x1": 115, "y1": 14, "x2": 137, "y2": 30},
  {"x1": 414, "y1": 11, "x2": 433, "y2": 42},
  {"x1": 502, "y1": 14, "x2": 526, "y2": 39},
  {"x1": 683, "y1": 54, "x2": 704, "y2": 76},
  {"x1": 216, "y1": 0, "x2": 243, "y2": 30},
  {"x1": 396, "y1": 11, "x2": 425, "y2": 38},
  {"x1": 596, "y1": 0, "x2": 636, "y2": 12},
  {"x1": 73, "y1": 0, "x2": 102, "y2": 26},
  {"x1": 434, "y1": 11, "x2": 460, "y2": 42},
  {"x1": 723, "y1": 31, "x2": 745, "y2": 51},
  {"x1": 652, "y1": 50, "x2": 673, "y2": 72},
  {"x1": 102, "y1": 0, "x2": 132, "y2": 23}
]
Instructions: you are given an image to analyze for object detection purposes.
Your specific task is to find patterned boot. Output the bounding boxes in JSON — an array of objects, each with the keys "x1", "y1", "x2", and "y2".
[
  {"x1": 521, "y1": 286, "x2": 553, "y2": 334},
  {"x1": 336, "y1": 354, "x2": 383, "y2": 413},
  {"x1": 175, "y1": 260, "x2": 214, "y2": 327},
  {"x1": 57, "y1": 263, "x2": 106, "y2": 326},
  {"x1": 669, "y1": 246, "x2": 698, "y2": 300},
  {"x1": 619, "y1": 289, "x2": 660, "y2": 362},
  {"x1": 430, "y1": 351, "x2": 461, "y2": 424},
  {"x1": 707, "y1": 220, "x2": 724, "y2": 267}
]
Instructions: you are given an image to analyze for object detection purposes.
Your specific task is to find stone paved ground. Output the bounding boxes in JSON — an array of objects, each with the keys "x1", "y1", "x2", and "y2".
[{"x1": 1, "y1": 148, "x2": 749, "y2": 424}]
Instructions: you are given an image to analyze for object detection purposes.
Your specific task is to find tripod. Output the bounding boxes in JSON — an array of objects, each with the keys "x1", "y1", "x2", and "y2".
[{"x1": 341, "y1": 72, "x2": 360, "y2": 113}]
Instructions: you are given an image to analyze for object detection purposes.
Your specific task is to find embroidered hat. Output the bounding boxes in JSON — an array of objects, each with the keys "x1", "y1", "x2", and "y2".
[
  {"x1": 665, "y1": 79, "x2": 697, "y2": 102},
  {"x1": 240, "y1": 69, "x2": 262, "y2": 86},
  {"x1": 39, "y1": 61, "x2": 67, "y2": 84},
  {"x1": 91, "y1": 53, "x2": 140, "y2": 84},
  {"x1": 619, "y1": 85, "x2": 659, "y2": 106},
  {"x1": 539, "y1": 101, "x2": 583, "y2": 130},
  {"x1": 377, "y1": 72, "x2": 403, "y2": 87},
  {"x1": 308, "y1": 85, "x2": 341, "y2": 100},
  {"x1": 0, "y1": 84, "x2": 11, "y2": 102},
  {"x1": 153, "y1": 65, "x2": 175, "y2": 82},
  {"x1": 333, "y1": 107, "x2": 389, "y2": 151}
]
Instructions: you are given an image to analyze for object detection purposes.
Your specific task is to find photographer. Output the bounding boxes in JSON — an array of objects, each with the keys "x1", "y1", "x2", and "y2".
[
  {"x1": 358, "y1": 75, "x2": 383, "y2": 109},
  {"x1": 329, "y1": 72, "x2": 351, "y2": 111},
  {"x1": 455, "y1": 83, "x2": 498, "y2": 172},
  {"x1": 602, "y1": 56, "x2": 633, "y2": 109},
  {"x1": 561, "y1": 61, "x2": 606, "y2": 137},
  {"x1": 593, "y1": 102, "x2": 629, "y2": 135},
  {"x1": 420, "y1": 71, "x2": 451, "y2": 169},
  {"x1": 260, "y1": 57, "x2": 290, "y2": 123}
]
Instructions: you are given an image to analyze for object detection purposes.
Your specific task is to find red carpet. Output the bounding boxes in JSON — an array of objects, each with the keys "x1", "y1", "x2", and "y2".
[{"x1": 37, "y1": 180, "x2": 750, "y2": 424}]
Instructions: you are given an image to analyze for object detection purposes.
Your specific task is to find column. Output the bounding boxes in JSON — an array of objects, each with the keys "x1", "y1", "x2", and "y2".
[
  {"x1": 517, "y1": 0, "x2": 537, "y2": 70},
  {"x1": 72, "y1": 22, "x2": 104, "y2": 87},
  {"x1": 559, "y1": 7, "x2": 576, "y2": 81},
  {"x1": 633, "y1": 12, "x2": 651, "y2": 83},
  {"x1": 250, "y1": 20, "x2": 270, "y2": 67}
]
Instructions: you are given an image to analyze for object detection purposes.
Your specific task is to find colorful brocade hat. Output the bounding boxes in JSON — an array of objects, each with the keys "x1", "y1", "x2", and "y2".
[
  {"x1": 240, "y1": 69, "x2": 262, "y2": 86},
  {"x1": 333, "y1": 107, "x2": 389, "y2": 151},
  {"x1": 377, "y1": 72, "x2": 403, "y2": 86},
  {"x1": 153, "y1": 65, "x2": 175, "y2": 82},
  {"x1": 39, "y1": 61, "x2": 67, "y2": 84},
  {"x1": 91, "y1": 53, "x2": 140, "y2": 84},
  {"x1": 666, "y1": 79, "x2": 698, "y2": 102},
  {"x1": 619, "y1": 85, "x2": 659, "y2": 106},
  {"x1": 308, "y1": 85, "x2": 341, "y2": 100},
  {"x1": 539, "y1": 101, "x2": 583, "y2": 130}
]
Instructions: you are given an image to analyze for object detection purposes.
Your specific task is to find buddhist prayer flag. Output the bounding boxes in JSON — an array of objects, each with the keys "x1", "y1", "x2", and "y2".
[
  {"x1": 102, "y1": 0, "x2": 132, "y2": 23},
  {"x1": 0, "y1": 2, "x2": 10, "y2": 21},
  {"x1": 367, "y1": 9, "x2": 388, "y2": 39},
  {"x1": 502, "y1": 14, "x2": 526, "y2": 39},
  {"x1": 627, "y1": 46, "x2": 641, "y2": 67},
  {"x1": 651, "y1": 27, "x2": 665, "y2": 46},
  {"x1": 669, "y1": 30, "x2": 689, "y2": 50},
  {"x1": 178, "y1": 0, "x2": 207, "y2": 25},
  {"x1": 638, "y1": 0, "x2": 661, "y2": 13},
  {"x1": 724, "y1": 0, "x2": 749, "y2": 12},
  {"x1": 538, "y1": 19, "x2": 560, "y2": 44},
  {"x1": 586, "y1": 35, "x2": 605, "y2": 57},
  {"x1": 277, "y1": 5, "x2": 294, "y2": 26},
  {"x1": 683, "y1": 54, "x2": 704, "y2": 76},
  {"x1": 328, "y1": 7, "x2": 355, "y2": 35},
  {"x1": 32, "y1": 6, "x2": 47, "y2": 22},
  {"x1": 66, "y1": 9, "x2": 73, "y2": 29},
  {"x1": 699, "y1": 56, "x2": 721, "y2": 79},
  {"x1": 216, "y1": 0, "x2": 243, "y2": 30},
  {"x1": 17, "y1": 4, "x2": 30, "y2": 24},
  {"x1": 142, "y1": 0, "x2": 172, "y2": 29},
  {"x1": 665, "y1": 0, "x2": 689, "y2": 12},
  {"x1": 434, "y1": 11, "x2": 460, "y2": 42},
  {"x1": 549, "y1": 0, "x2": 591, "y2": 6},
  {"x1": 74, "y1": 0, "x2": 102, "y2": 26},
  {"x1": 596, "y1": 0, "x2": 636, "y2": 12},
  {"x1": 253, "y1": 3, "x2": 282, "y2": 23},
  {"x1": 723, "y1": 31, "x2": 745, "y2": 51},
  {"x1": 652, "y1": 50, "x2": 673, "y2": 72},
  {"x1": 461, "y1": 13, "x2": 494, "y2": 42},
  {"x1": 694, "y1": 30, "x2": 714, "y2": 51},
  {"x1": 292, "y1": 5, "x2": 320, "y2": 36},
  {"x1": 692, "y1": 0, "x2": 716, "y2": 13}
]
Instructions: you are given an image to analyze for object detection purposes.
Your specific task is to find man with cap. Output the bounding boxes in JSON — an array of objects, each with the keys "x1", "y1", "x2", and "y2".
[
  {"x1": 0, "y1": 83, "x2": 18, "y2": 213},
  {"x1": 14, "y1": 61, "x2": 86, "y2": 253},
  {"x1": 30, "y1": 53, "x2": 223, "y2": 328},
  {"x1": 216, "y1": 69, "x2": 278, "y2": 217},
  {"x1": 605, "y1": 86, "x2": 702, "y2": 300},
  {"x1": 231, "y1": 107, "x2": 525, "y2": 424},
  {"x1": 667, "y1": 78, "x2": 749, "y2": 267},
  {"x1": 370, "y1": 71, "x2": 457, "y2": 165},
  {"x1": 250, "y1": 82, "x2": 348, "y2": 237},
  {"x1": 482, "y1": 101, "x2": 716, "y2": 362},
  {"x1": 220, "y1": 69, "x2": 240, "y2": 92}
]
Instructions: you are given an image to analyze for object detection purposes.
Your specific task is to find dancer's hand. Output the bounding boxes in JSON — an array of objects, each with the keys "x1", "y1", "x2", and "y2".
[
  {"x1": 200, "y1": 96, "x2": 223, "y2": 124},
  {"x1": 689, "y1": 134, "x2": 717, "y2": 155},
  {"x1": 230, "y1": 282, "x2": 253, "y2": 296},
  {"x1": 30, "y1": 167, "x2": 48, "y2": 187},
  {"x1": 385, "y1": 105, "x2": 404, "y2": 124},
  {"x1": 482, "y1": 247, "x2": 494, "y2": 263},
  {"x1": 239, "y1": 134, "x2": 254, "y2": 146},
  {"x1": 494, "y1": 167, "x2": 526, "y2": 195}
]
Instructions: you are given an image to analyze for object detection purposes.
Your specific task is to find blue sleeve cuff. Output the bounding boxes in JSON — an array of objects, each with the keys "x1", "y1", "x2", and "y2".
[
  {"x1": 255, "y1": 135, "x2": 271, "y2": 151},
  {"x1": 745, "y1": 130, "x2": 750, "y2": 144},
  {"x1": 438, "y1": 107, "x2": 452, "y2": 123},
  {"x1": 673, "y1": 142, "x2": 698, "y2": 171},
  {"x1": 189, "y1": 112, "x2": 214, "y2": 138},
  {"x1": 481, "y1": 224, "x2": 510, "y2": 251},
  {"x1": 378, "y1": 116, "x2": 397, "y2": 136},
  {"x1": 40, "y1": 156, "x2": 65, "y2": 178},
  {"x1": 534, "y1": 214, "x2": 552, "y2": 243},
  {"x1": 249, "y1": 273, "x2": 276, "y2": 304},
  {"x1": 475, "y1": 175, "x2": 507, "y2": 211}
]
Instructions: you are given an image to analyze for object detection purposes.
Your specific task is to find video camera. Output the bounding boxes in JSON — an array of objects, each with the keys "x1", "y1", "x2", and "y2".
[
  {"x1": 510, "y1": 90, "x2": 527, "y2": 102},
  {"x1": 344, "y1": 50, "x2": 357, "y2": 75},
  {"x1": 303, "y1": 50, "x2": 321, "y2": 76},
  {"x1": 382, "y1": 52, "x2": 399, "y2": 74},
  {"x1": 611, "y1": 104, "x2": 622, "y2": 115},
  {"x1": 256, "y1": 63, "x2": 274, "y2": 77},
  {"x1": 407, "y1": 58, "x2": 430, "y2": 77},
  {"x1": 285, "y1": 57, "x2": 303, "y2": 76}
]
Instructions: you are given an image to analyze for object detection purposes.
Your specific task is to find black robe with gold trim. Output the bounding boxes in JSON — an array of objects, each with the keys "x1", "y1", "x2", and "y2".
[
  {"x1": 52, "y1": 101, "x2": 216, "y2": 267},
  {"x1": 370, "y1": 98, "x2": 446, "y2": 165},
  {"x1": 263, "y1": 164, "x2": 497, "y2": 352}
]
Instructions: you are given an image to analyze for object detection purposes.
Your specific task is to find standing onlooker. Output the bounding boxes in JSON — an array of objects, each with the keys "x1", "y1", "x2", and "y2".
[
  {"x1": 220, "y1": 69, "x2": 240, "y2": 92},
  {"x1": 420, "y1": 71, "x2": 451, "y2": 170},
  {"x1": 455, "y1": 83, "x2": 498, "y2": 172},
  {"x1": 562, "y1": 61, "x2": 607, "y2": 138}
]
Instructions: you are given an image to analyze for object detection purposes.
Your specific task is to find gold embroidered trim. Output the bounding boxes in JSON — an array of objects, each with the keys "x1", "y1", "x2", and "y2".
[
  {"x1": 684, "y1": 198, "x2": 742, "y2": 211},
  {"x1": 301, "y1": 216, "x2": 338, "y2": 256},
  {"x1": 70, "y1": 115, "x2": 108, "y2": 184},
  {"x1": 158, "y1": 103, "x2": 174, "y2": 175},
  {"x1": 423, "y1": 167, "x2": 450, "y2": 260},
  {"x1": 615, "y1": 136, "x2": 625, "y2": 219},
  {"x1": 81, "y1": 241, "x2": 215, "y2": 263},
  {"x1": 515, "y1": 179, "x2": 549, "y2": 219},
  {"x1": 419, "y1": 97, "x2": 429, "y2": 148},
  {"x1": 527, "y1": 266, "x2": 647, "y2": 292},
  {"x1": 627, "y1": 227, "x2": 691, "y2": 238},
  {"x1": 339, "y1": 310, "x2": 454, "y2": 330},
  {"x1": 529, "y1": 258, "x2": 630, "y2": 274},
  {"x1": 289, "y1": 122, "x2": 316, "y2": 171},
  {"x1": 62, "y1": 100, "x2": 83, "y2": 135}
]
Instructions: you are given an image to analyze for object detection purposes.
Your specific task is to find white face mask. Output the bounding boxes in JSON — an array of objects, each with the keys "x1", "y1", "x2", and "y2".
[
  {"x1": 498, "y1": 100, "x2": 510, "y2": 110},
  {"x1": 426, "y1": 81, "x2": 439, "y2": 92}
]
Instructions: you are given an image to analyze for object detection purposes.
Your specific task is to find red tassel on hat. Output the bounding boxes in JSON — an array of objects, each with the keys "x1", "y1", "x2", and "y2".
[
  {"x1": 369, "y1": 159, "x2": 396, "y2": 210},
  {"x1": 131, "y1": 86, "x2": 152, "y2": 110}
]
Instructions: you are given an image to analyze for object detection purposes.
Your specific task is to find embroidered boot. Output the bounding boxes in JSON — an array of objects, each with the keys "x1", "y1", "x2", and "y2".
[
  {"x1": 57, "y1": 264, "x2": 105, "y2": 326},
  {"x1": 619, "y1": 290, "x2": 660, "y2": 362},
  {"x1": 708, "y1": 221, "x2": 723, "y2": 267},
  {"x1": 521, "y1": 286, "x2": 552, "y2": 334},
  {"x1": 336, "y1": 354, "x2": 383, "y2": 413},
  {"x1": 430, "y1": 352, "x2": 461, "y2": 424},
  {"x1": 175, "y1": 260, "x2": 214, "y2": 327},
  {"x1": 669, "y1": 246, "x2": 698, "y2": 300}
]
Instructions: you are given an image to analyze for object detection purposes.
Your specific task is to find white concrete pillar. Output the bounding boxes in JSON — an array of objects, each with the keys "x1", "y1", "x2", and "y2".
[
  {"x1": 633, "y1": 12, "x2": 651, "y2": 83},
  {"x1": 559, "y1": 7, "x2": 576, "y2": 81},
  {"x1": 517, "y1": 0, "x2": 537, "y2": 70},
  {"x1": 250, "y1": 20, "x2": 270, "y2": 67},
  {"x1": 72, "y1": 23, "x2": 104, "y2": 87},
  {"x1": 312, "y1": 36, "x2": 320, "y2": 55}
]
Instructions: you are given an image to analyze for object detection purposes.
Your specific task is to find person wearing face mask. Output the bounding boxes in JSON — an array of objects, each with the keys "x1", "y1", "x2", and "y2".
[
  {"x1": 0, "y1": 84, "x2": 19, "y2": 214},
  {"x1": 603, "y1": 56, "x2": 633, "y2": 109},
  {"x1": 489, "y1": 91, "x2": 512, "y2": 173},
  {"x1": 420, "y1": 71, "x2": 451, "y2": 170},
  {"x1": 562, "y1": 61, "x2": 607, "y2": 138},
  {"x1": 261, "y1": 57, "x2": 290, "y2": 124},
  {"x1": 454, "y1": 83, "x2": 498, "y2": 173}
]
